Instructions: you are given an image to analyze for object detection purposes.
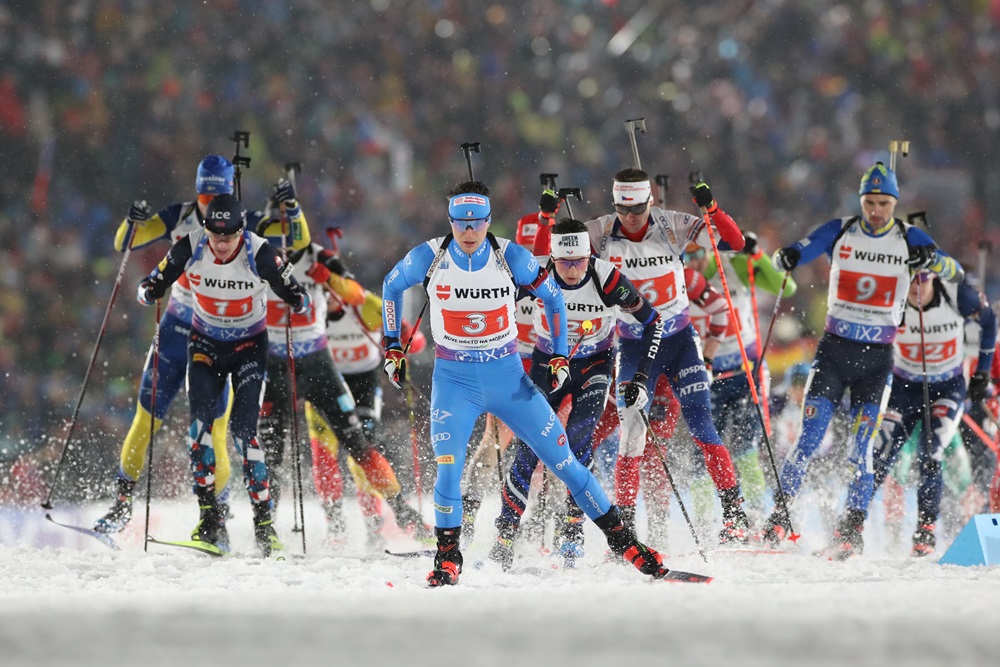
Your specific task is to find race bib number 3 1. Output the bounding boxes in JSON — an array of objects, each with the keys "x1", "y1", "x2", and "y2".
[
  {"x1": 836, "y1": 270, "x2": 897, "y2": 308},
  {"x1": 443, "y1": 305, "x2": 508, "y2": 337}
]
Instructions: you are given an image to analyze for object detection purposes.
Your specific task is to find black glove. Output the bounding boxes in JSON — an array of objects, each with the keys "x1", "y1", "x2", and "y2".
[
  {"x1": 689, "y1": 181, "x2": 715, "y2": 210},
  {"x1": 539, "y1": 189, "x2": 561, "y2": 216},
  {"x1": 969, "y1": 370, "x2": 990, "y2": 403},
  {"x1": 290, "y1": 284, "x2": 311, "y2": 315},
  {"x1": 741, "y1": 231, "x2": 759, "y2": 256},
  {"x1": 273, "y1": 178, "x2": 297, "y2": 207},
  {"x1": 907, "y1": 244, "x2": 936, "y2": 271},
  {"x1": 137, "y1": 273, "x2": 167, "y2": 305},
  {"x1": 128, "y1": 200, "x2": 153, "y2": 223},
  {"x1": 773, "y1": 246, "x2": 800, "y2": 272},
  {"x1": 622, "y1": 373, "x2": 649, "y2": 409}
]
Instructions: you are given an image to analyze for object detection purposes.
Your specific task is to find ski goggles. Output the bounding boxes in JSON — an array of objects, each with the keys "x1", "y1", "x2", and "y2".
[
  {"x1": 450, "y1": 217, "x2": 490, "y2": 232},
  {"x1": 614, "y1": 202, "x2": 649, "y2": 216},
  {"x1": 685, "y1": 247, "x2": 707, "y2": 261},
  {"x1": 554, "y1": 257, "x2": 588, "y2": 270}
]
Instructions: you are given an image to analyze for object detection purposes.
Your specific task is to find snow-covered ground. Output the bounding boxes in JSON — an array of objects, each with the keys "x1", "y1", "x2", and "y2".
[{"x1": 2, "y1": 497, "x2": 999, "y2": 667}]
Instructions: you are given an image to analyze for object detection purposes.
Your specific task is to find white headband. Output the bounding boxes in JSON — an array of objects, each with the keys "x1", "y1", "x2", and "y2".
[
  {"x1": 551, "y1": 231, "x2": 590, "y2": 259},
  {"x1": 612, "y1": 180, "x2": 652, "y2": 205}
]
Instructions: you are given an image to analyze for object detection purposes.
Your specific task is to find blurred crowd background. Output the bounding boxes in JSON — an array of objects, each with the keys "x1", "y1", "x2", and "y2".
[{"x1": 3, "y1": 0, "x2": 1000, "y2": 504}]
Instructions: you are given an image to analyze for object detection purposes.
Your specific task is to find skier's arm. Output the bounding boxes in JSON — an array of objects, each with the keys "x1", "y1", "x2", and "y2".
[
  {"x1": 114, "y1": 203, "x2": 185, "y2": 251},
  {"x1": 602, "y1": 266, "x2": 660, "y2": 377},
  {"x1": 687, "y1": 268, "x2": 729, "y2": 361},
  {"x1": 309, "y1": 247, "x2": 365, "y2": 306},
  {"x1": 255, "y1": 206, "x2": 312, "y2": 252},
  {"x1": 906, "y1": 226, "x2": 964, "y2": 283},
  {"x1": 382, "y1": 243, "x2": 435, "y2": 342},
  {"x1": 255, "y1": 241, "x2": 307, "y2": 307},
  {"x1": 958, "y1": 281, "x2": 997, "y2": 371},
  {"x1": 787, "y1": 218, "x2": 848, "y2": 266}
]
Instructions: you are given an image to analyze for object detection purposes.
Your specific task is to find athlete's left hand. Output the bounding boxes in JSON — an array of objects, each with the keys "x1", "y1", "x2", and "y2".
[
  {"x1": 622, "y1": 373, "x2": 649, "y2": 410},
  {"x1": 741, "y1": 231, "x2": 760, "y2": 257},
  {"x1": 548, "y1": 355, "x2": 570, "y2": 391},
  {"x1": 689, "y1": 181, "x2": 716, "y2": 210},
  {"x1": 273, "y1": 178, "x2": 297, "y2": 207},
  {"x1": 907, "y1": 244, "x2": 936, "y2": 271},
  {"x1": 290, "y1": 285, "x2": 311, "y2": 314},
  {"x1": 969, "y1": 370, "x2": 990, "y2": 403}
]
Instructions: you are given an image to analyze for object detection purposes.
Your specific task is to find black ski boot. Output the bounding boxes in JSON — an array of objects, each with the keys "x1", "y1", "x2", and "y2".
[
  {"x1": 759, "y1": 503, "x2": 794, "y2": 548},
  {"x1": 719, "y1": 486, "x2": 750, "y2": 545},
  {"x1": 191, "y1": 487, "x2": 230, "y2": 552},
  {"x1": 427, "y1": 527, "x2": 463, "y2": 587},
  {"x1": 559, "y1": 503, "x2": 586, "y2": 568},
  {"x1": 252, "y1": 502, "x2": 284, "y2": 558},
  {"x1": 94, "y1": 476, "x2": 136, "y2": 534},
  {"x1": 387, "y1": 495, "x2": 432, "y2": 540},
  {"x1": 595, "y1": 506, "x2": 668, "y2": 578},
  {"x1": 820, "y1": 509, "x2": 866, "y2": 561},
  {"x1": 911, "y1": 522, "x2": 936, "y2": 557},
  {"x1": 488, "y1": 519, "x2": 518, "y2": 572}
]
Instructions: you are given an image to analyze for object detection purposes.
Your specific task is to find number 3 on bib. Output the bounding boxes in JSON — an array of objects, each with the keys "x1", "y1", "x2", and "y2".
[
  {"x1": 443, "y1": 305, "x2": 508, "y2": 337},
  {"x1": 836, "y1": 270, "x2": 897, "y2": 307}
]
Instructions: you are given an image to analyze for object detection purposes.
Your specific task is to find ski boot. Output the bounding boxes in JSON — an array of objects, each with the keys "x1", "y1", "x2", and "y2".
[
  {"x1": 323, "y1": 500, "x2": 348, "y2": 545},
  {"x1": 488, "y1": 519, "x2": 518, "y2": 572},
  {"x1": 387, "y1": 495, "x2": 433, "y2": 541},
  {"x1": 460, "y1": 495, "x2": 481, "y2": 547},
  {"x1": 605, "y1": 505, "x2": 635, "y2": 564},
  {"x1": 559, "y1": 504, "x2": 586, "y2": 569},
  {"x1": 719, "y1": 487, "x2": 750, "y2": 546},
  {"x1": 427, "y1": 527, "x2": 463, "y2": 587},
  {"x1": 911, "y1": 522, "x2": 936, "y2": 558},
  {"x1": 595, "y1": 505, "x2": 669, "y2": 578},
  {"x1": 759, "y1": 504, "x2": 794, "y2": 549},
  {"x1": 93, "y1": 476, "x2": 136, "y2": 534},
  {"x1": 362, "y1": 511, "x2": 386, "y2": 551},
  {"x1": 191, "y1": 487, "x2": 230, "y2": 552},
  {"x1": 252, "y1": 502, "x2": 284, "y2": 558},
  {"x1": 819, "y1": 509, "x2": 865, "y2": 561}
]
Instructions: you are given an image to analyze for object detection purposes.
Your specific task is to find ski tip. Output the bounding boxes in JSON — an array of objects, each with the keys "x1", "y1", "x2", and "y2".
[{"x1": 789, "y1": 532, "x2": 802, "y2": 544}]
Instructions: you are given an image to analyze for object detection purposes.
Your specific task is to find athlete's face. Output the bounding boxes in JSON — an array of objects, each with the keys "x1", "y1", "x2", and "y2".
[
  {"x1": 197, "y1": 193, "x2": 216, "y2": 218},
  {"x1": 615, "y1": 198, "x2": 652, "y2": 235},
  {"x1": 450, "y1": 219, "x2": 490, "y2": 255},
  {"x1": 553, "y1": 257, "x2": 588, "y2": 285},
  {"x1": 860, "y1": 194, "x2": 897, "y2": 230},
  {"x1": 207, "y1": 229, "x2": 242, "y2": 261}
]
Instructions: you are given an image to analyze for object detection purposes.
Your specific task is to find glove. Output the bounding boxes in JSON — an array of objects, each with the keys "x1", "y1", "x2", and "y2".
[
  {"x1": 382, "y1": 340, "x2": 407, "y2": 390},
  {"x1": 306, "y1": 262, "x2": 332, "y2": 284},
  {"x1": 128, "y1": 200, "x2": 153, "y2": 223},
  {"x1": 689, "y1": 181, "x2": 715, "y2": 210},
  {"x1": 273, "y1": 178, "x2": 297, "y2": 207},
  {"x1": 137, "y1": 274, "x2": 166, "y2": 305},
  {"x1": 704, "y1": 358, "x2": 714, "y2": 384},
  {"x1": 622, "y1": 374, "x2": 649, "y2": 410},
  {"x1": 907, "y1": 244, "x2": 936, "y2": 271},
  {"x1": 548, "y1": 355, "x2": 570, "y2": 392},
  {"x1": 741, "y1": 231, "x2": 760, "y2": 257},
  {"x1": 969, "y1": 370, "x2": 990, "y2": 403},
  {"x1": 539, "y1": 189, "x2": 561, "y2": 216},
  {"x1": 773, "y1": 246, "x2": 800, "y2": 272},
  {"x1": 290, "y1": 285, "x2": 311, "y2": 315}
]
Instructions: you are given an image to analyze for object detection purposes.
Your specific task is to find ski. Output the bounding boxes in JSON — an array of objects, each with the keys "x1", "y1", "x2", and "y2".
[
  {"x1": 146, "y1": 536, "x2": 227, "y2": 557},
  {"x1": 45, "y1": 514, "x2": 121, "y2": 551},
  {"x1": 385, "y1": 548, "x2": 436, "y2": 558},
  {"x1": 656, "y1": 569, "x2": 713, "y2": 584}
]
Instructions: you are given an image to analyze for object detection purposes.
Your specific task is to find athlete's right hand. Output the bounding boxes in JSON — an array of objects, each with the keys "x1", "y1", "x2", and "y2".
[
  {"x1": 128, "y1": 200, "x2": 152, "y2": 223},
  {"x1": 539, "y1": 189, "x2": 561, "y2": 216},
  {"x1": 383, "y1": 342, "x2": 407, "y2": 389},
  {"x1": 137, "y1": 274, "x2": 166, "y2": 305},
  {"x1": 622, "y1": 373, "x2": 649, "y2": 410},
  {"x1": 773, "y1": 246, "x2": 800, "y2": 272}
]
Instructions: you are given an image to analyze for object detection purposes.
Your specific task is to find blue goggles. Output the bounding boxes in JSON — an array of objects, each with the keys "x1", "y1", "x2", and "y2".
[{"x1": 450, "y1": 217, "x2": 490, "y2": 232}]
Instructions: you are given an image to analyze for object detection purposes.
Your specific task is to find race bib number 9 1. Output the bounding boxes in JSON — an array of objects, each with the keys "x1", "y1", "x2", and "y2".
[{"x1": 836, "y1": 270, "x2": 897, "y2": 308}]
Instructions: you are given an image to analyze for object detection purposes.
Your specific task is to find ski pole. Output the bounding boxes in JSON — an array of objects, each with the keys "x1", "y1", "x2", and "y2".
[
  {"x1": 688, "y1": 171, "x2": 795, "y2": 538},
  {"x1": 641, "y1": 412, "x2": 708, "y2": 564},
  {"x1": 42, "y1": 220, "x2": 140, "y2": 510},
  {"x1": 746, "y1": 254, "x2": 772, "y2": 436},
  {"x1": 230, "y1": 130, "x2": 250, "y2": 201},
  {"x1": 758, "y1": 271, "x2": 790, "y2": 365},
  {"x1": 143, "y1": 299, "x2": 161, "y2": 552}
]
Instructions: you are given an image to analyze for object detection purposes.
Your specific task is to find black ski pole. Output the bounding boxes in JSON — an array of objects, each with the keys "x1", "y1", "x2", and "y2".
[
  {"x1": 143, "y1": 298, "x2": 162, "y2": 552},
  {"x1": 42, "y1": 220, "x2": 141, "y2": 510},
  {"x1": 230, "y1": 130, "x2": 251, "y2": 201}
]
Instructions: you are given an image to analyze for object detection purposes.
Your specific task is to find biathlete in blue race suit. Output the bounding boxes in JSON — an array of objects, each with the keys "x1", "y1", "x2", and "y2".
[
  {"x1": 763, "y1": 162, "x2": 965, "y2": 550},
  {"x1": 381, "y1": 180, "x2": 670, "y2": 586}
]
